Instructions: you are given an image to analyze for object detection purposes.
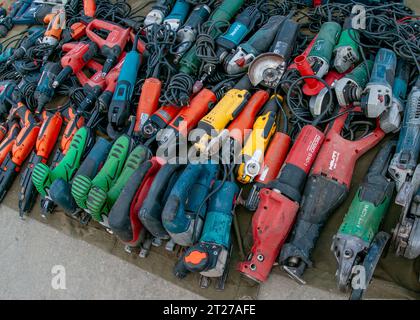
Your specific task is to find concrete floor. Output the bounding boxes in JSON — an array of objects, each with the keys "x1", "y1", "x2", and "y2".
[{"x1": 0, "y1": 205, "x2": 344, "y2": 300}]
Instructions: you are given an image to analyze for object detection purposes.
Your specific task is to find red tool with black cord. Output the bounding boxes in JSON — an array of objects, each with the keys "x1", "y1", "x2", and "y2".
[
  {"x1": 0, "y1": 120, "x2": 20, "y2": 165},
  {"x1": 279, "y1": 106, "x2": 385, "y2": 284}
]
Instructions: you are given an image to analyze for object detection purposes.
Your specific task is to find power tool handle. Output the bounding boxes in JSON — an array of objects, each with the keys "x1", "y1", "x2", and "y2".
[
  {"x1": 35, "y1": 112, "x2": 62, "y2": 159},
  {"x1": 246, "y1": 15, "x2": 285, "y2": 54}
]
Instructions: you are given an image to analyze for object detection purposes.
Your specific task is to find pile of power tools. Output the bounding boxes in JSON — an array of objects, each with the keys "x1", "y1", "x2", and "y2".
[{"x1": 0, "y1": 0, "x2": 419, "y2": 299}]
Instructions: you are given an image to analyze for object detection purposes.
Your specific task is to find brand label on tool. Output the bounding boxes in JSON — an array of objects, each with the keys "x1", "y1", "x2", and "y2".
[
  {"x1": 329, "y1": 151, "x2": 340, "y2": 171},
  {"x1": 305, "y1": 134, "x2": 322, "y2": 168}
]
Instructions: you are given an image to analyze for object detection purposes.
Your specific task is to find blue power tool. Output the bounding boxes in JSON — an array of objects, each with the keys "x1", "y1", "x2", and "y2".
[
  {"x1": 216, "y1": 5, "x2": 261, "y2": 62},
  {"x1": 173, "y1": 180, "x2": 238, "y2": 290},
  {"x1": 380, "y1": 59, "x2": 409, "y2": 133},
  {"x1": 389, "y1": 76, "x2": 420, "y2": 191},
  {"x1": 161, "y1": 163, "x2": 218, "y2": 249},
  {"x1": 107, "y1": 34, "x2": 142, "y2": 139},
  {"x1": 0, "y1": 81, "x2": 17, "y2": 118},
  {"x1": 163, "y1": 0, "x2": 191, "y2": 32},
  {"x1": 360, "y1": 48, "x2": 397, "y2": 118},
  {"x1": 8, "y1": 26, "x2": 45, "y2": 63}
]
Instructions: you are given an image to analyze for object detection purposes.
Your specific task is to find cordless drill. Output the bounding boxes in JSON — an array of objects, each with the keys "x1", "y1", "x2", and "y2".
[
  {"x1": 34, "y1": 62, "x2": 62, "y2": 114},
  {"x1": 332, "y1": 140, "x2": 395, "y2": 300},
  {"x1": 280, "y1": 109, "x2": 385, "y2": 283}
]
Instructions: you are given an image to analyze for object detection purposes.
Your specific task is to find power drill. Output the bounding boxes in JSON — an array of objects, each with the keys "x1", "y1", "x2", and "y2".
[
  {"x1": 34, "y1": 62, "x2": 62, "y2": 114},
  {"x1": 7, "y1": 26, "x2": 45, "y2": 63},
  {"x1": 335, "y1": 60, "x2": 374, "y2": 108},
  {"x1": 360, "y1": 48, "x2": 397, "y2": 118},
  {"x1": 173, "y1": 4, "x2": 211, "y2": 63},
  {"x1": 248, "y1": 18, "x2": 299, "y2": 88},
  {"x1": 107, "y1": 34, "x2": 141, "y2": 138},
  {"x1": 332, "y1": 140, "x2": 395, "y2": 300},
  {"x1": 161, "y1": 163, "x2": 218, "y2": 249},
  {"x1": 380, "y1": 59, "x2": 409, "y2": 133},
  {"x1": 174, "y1": 180, "x2": 239, "y2": 290},
  {"x1": 18, "y1": 111, "x2": 62, "y2": 217},
  {"x1": 388, "y1": 76, "x2": 420, "y2": 191},
  {"x1": 333, "y1": 17, "x2": 360, "y2": 73},
  {"x1": 215, "y1": 5, "x2": 261, "y2": 63},
  {"x1": 237, "y1": 125, "x2": 324, "y2": 283},
  {"x1": 237, "y1": 96, "x2": 278, "y2": 184},
  {"x1": 163, "y1": 0, "x2": 191, "y2": 32},
  {"x1": 279, "y1": 109, "x2": 385, "y2": 284},
  {"x1": 144, "y1": 0, "x2": 174, "y2": 26},
  {"x1": 306, "y1": 21, "x2": 341, "y2": 78},
  {"x1": 41, "y1": 7, "x2": 66, "y2": 47},
  {"x1": 52, "y1": 41, "x2": 98, "y2": 88},
  {"x1": 224, "y1": 15, "x2": 286, "y2": 75}
]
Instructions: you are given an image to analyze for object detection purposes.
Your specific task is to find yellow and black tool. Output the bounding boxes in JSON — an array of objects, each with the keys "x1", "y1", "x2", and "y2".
[{"x1": 237, "y1": 95, "x2": 278, "y2": 184}]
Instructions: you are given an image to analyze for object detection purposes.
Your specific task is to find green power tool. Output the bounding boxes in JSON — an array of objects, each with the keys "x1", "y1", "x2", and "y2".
[
  {"x1": 86, "y1": 143, "x2": 149, "y2": 223},
  {"x1": 331, "y1": 140, "x2": 396, "y2": 300},
  {"x1": 178, "y1": 0, "x2": 244, "y2": 76},
  {"x1": 333, "y1": 17, "x2": 360, "y2": 73},
  {"x1": 71, "y1": 117, "x2": 136, "y2": 223}
]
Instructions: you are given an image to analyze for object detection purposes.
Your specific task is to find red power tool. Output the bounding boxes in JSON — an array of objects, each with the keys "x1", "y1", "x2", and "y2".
[
  {"x1": 279, "y1": 107, "x2": 385, "y2": 283},
  {"x1": 141, "y1": 105, "x2": 181, "y2": 140},
  {"x1": 52, "y1": 41, "x2": 99, "y2": 88},
  {"x1": 0, "y1": 120, "x2": 20, "y2": 165},
  {"x1": 83, "y1": 0, "x2": 96, "y2": 18},
  {"x1": 0, "y1": 101, "x2": 40, "y2": 202},
  {"x1": 76, "y1": 60, "x2": 107, "y2": 112},
  {"x1": 238, "y1": 125, "x2": 325, "y2": 283},
  {"x1": 86, "y1": 19, "x2": 139, "y2": 77},
  {"x1": 134, "y1": 78, "x2": 162, "y2": 135},
  {"x1": 19, "y1": 111, "x2": 62, "y2": 217},
  {"x1": 59, "y1": 22, "x2": 87, "y2": 48}
]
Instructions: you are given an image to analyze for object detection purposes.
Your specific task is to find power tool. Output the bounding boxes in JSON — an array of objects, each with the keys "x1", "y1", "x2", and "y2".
[
  {"x1": 335, "y1": 60, "x2": 374, "y2": 108},
  {"x1": 306, "y1": 21, "x2": 341, "y2": 78},
  {"x1": 144, "y1": 0, "x2": 174, "y2": 26},
  {"x1": 82, "y1": 0, "x2": 96, "y2": 18},
  {"x1": 215, "y1": 5, "x2": 261, "y2": 63},
  {"x1": 0, "y1": 80, "x2": 17, "y2": 117},
  {"x1": 248, "y1": 18, "x2": 299, "y2": 88},
  {"x1": 0, "y1": 101, "x2": 40, "y2": 202},
  {"x1": 237, "y1": 125, "x2": 324, "y2": 283},
  {"x1": 163, "y1": 0, "x2": 191, "y2": 32},
  {"x1": 380, "y1": 59, "x2": 409, "y2": 133},
  {"x1": 58, "y1": 21, "x2": 86, "y2": 48},
  {"x1": 193, "y1": 75, "x2": 252, "y2": 153},
  {"x1": 34, "y1": 62, "x2": 62, "y2": 114},
  {"x1": 360, "y1": 48, "x2": 397, "y2": 118},
  {"x1": 141, "y1": 105, "x2": 180, "y2": 140},
  {"x1": 107, "y1": 34, "x2": 141, "y2": 139},
  {"x1": 157, "y1": 87, "x2": 217, "y2": 146},
  {"x1": 388, "y1": 76, "x2": 420, "y2": 191},
  {"x1": 0, "y1": 48, "x2": 14, "y2": 64},
  {"x1": 52, "y1": 41, "x2": 98, "y2": 88},
  {"x1": 280, "y1": 109, "x2": 385, "y2": 284},
  {"x1": 18, "y1": 111, "x2": 62, "y2": 217},
  {"x1": 333, "y1": 17, "x2": 360, "y2": 73},
  {"x1": 134, "y1": 78, "x2": 162, "y2": 135},
  {"x1": 174, "y1": 179, "x2": 239, "y2": 290},
  {"x1": 237, "y1": 96, "x2": 278, "y2": 184},
  {"x1": 85, "y1": 19, "x2": 131, "y2": 77},
  {"x1": 332, "y1": 140, "x2": 395, "y2": 300},
  {"x1": 11, "y1": 1, "x2": 56, "y2": 25},
  {"x1": 71, "y1": 117, "x2": 135, "y2": 214},
  {"x1": 49, "y1": 137, "x2": 111, "y2": 217},
  {"x1": 7, "y1": 26, "x2": 44, "y2": 63},
  {"x1": 86, "y1": 143, "x2": 149, "y2": 225},
  {"x1": 177, "y1": 0, "x2": 245, "y2": 77},
  {"x1": 139, "y1": 163, "x2": 185, "y2": 241},
  {"x1": 224, "y1": 15, "x2": 286, "y2": 75},
  {"x1": 173, "y1": 4, "x2": 211, "y2": 63},
  {"x1": 162, "y1": 163, "x2": 218, "y2": 249},
  {"x1": 109, "y1": 157, "x2": 162, "y2": 256},
  {"x1": 41, "y1": 6, "x2": 66, "y2": 46},
  {"x1": 0, "y1": 120, "x2": 20, "y2": 165}
]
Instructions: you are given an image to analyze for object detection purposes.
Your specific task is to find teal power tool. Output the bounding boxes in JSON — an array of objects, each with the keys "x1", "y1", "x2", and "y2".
[
  {"x1": 248, "y1": 18, "x2": 299, "y2": 88},
  {"x1": 161, "y1": 163, "x2": 218, "y2": 249},
  {"x1": 388, "y1": 76, "x2": 420, "y2": 191},
  {"x1": 173, "y1": 180, "x2": 239, "y2": 290},
  {"x1": 224, "y1": 15, "x2": 286, "y2": 75},
  {"x1": 49, "y1": 137, "x2": 111, "y2": 218},
  {"x1": 107, "y1": 35, "x2": 141, "y2": 139},
  {"x1": 34, "y1": 62, "x2": 62, "y2": 114},
  {"x1": 360, "y1": 48, "x2": 397, "y2": 118},
  {"x1": 144, "y1": 0, "x2": 174, "y2": 26},
  {"x1": 380, "y1": 59, "x2": 409, "y2": 133},
  {"x1": 306, "y1": 21, "x2": 342, "y2": 78},
  {"x1": 163, "y1": 0, "x2": 191, "y2": 32},
  {"x1": 173, "y1": 4, "x2": 211, "y2": 63},
  {"x1": 332, "y1": 140, "x2": 396, "y2": 300},
  {"x1": 0, "y1": 81, "x2": 17, "y2": 117},
  {"x1": 215, "y1": 5, "x2": 261, "y2": 62},
  {"x1": 333, "y1": 17, "x2": 360, "y2": 73},
  {"x1": 335, "y1": 60, "x2": 374, "y2": 108},
  {"x1": 7, "y1": 26, "x2": 44, "y2": 63}
]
